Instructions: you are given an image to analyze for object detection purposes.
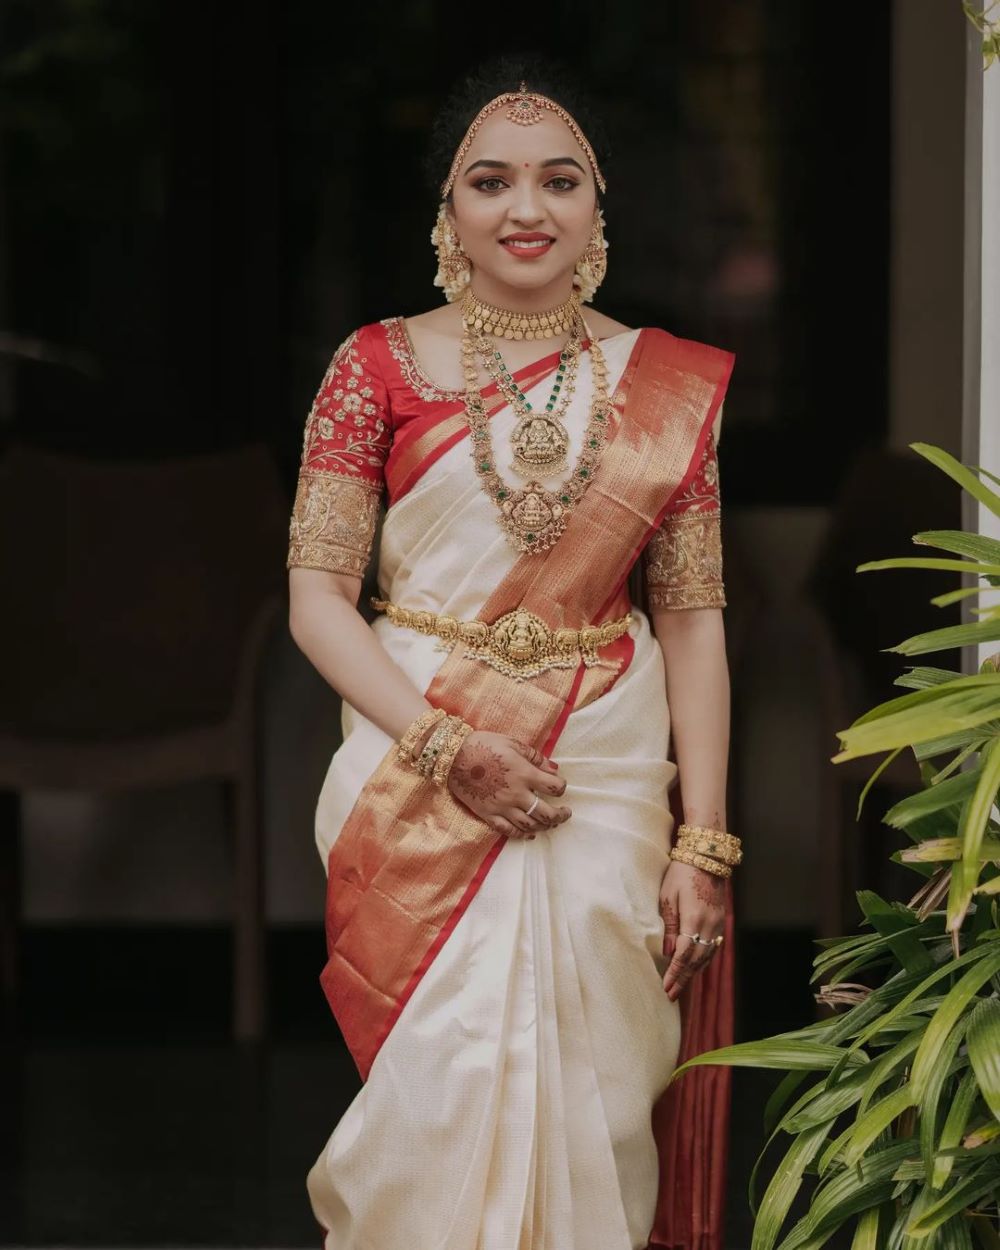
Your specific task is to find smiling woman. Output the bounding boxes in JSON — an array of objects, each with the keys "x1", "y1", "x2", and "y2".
[{"x1": 287, "y1": 50, "x2": 738, "y2": 1250}]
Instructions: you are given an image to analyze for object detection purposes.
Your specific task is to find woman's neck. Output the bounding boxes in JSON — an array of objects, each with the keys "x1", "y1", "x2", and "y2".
[{"x1": 466, "y1": 273, "x2": 577, "y2": 313}]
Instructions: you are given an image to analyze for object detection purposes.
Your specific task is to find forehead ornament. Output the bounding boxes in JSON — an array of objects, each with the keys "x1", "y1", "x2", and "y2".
[{"x1": 440, "y1": 80, "x2": 607, "y2": 199}]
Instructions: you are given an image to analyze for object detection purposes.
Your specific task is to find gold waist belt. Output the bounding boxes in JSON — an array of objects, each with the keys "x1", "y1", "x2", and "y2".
[{"x1": 371, "y1": 597, "x2": 633, "y2": 682}]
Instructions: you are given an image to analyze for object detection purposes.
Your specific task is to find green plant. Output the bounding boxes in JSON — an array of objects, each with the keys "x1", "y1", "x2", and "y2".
[{"x1": 669, "y1": 443, "x2": 1000, "y2": 1249}]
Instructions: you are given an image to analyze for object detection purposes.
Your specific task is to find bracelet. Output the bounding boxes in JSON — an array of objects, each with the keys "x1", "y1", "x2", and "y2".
[
  {"x1": 669, "y1": 843, "x2": 733, "y2": 879},
  {"x1": 676, "y1": 823, "x2": 742, "y2": 867},
  {"x1": 397, "y1": 707, "x2": 447, "y2": 765},
  {"x1": 415, "y1": 716, "x2": 463, "y2": 778},
  {"x1": 431, "y1": 719, "x2": 474, "y2": 787}
]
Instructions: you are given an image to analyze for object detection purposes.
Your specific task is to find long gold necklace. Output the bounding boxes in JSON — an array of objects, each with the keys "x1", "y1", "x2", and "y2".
[
  {"x1": 460, "y1": 311, "x2": 612, "y2": 553},
  {"x1": 475, "y1": 319, "x2": 583, "y2": 477}
]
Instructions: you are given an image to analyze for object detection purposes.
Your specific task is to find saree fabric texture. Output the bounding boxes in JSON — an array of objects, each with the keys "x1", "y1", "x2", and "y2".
[{"x1": 287, "y1": 315, "x2": 735, "y2": 1250}]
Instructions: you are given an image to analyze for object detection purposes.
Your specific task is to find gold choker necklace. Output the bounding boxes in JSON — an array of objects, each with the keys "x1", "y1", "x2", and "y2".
[{"x1": 462, "y1": 291, "x2": 578, "y2": 341}]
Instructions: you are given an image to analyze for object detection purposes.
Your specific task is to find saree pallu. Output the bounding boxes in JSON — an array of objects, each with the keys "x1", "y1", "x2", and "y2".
[{"x1": 306, "y1": 326, "x2": 735, "y2": 1250}]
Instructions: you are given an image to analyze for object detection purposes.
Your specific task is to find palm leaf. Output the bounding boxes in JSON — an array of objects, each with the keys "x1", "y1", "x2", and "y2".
[{"x1": 967, "y1": 998, "x2": 1000, "y2": 1122}]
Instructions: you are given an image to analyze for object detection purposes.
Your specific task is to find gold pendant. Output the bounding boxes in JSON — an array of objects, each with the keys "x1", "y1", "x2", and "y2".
[
  {"x1": 509, "y1": 413, "x2": 570, "y2": 477},
  {"x1": 498, "y1": 483, "x2": 569, "y2": 552}
]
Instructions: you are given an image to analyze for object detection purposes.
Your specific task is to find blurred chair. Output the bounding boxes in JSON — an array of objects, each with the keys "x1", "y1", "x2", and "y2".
[
  {"x1": 0, "y1": 443, "x2": 289, "y2": 1040},
  {"x1": 803, "y1": 444, "x2": 961, "y2": 935}
]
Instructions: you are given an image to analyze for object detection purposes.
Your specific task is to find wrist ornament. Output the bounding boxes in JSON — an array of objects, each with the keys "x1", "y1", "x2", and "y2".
[
  {"x1": 676, "y1": 822, "x2": 742, "y2": 868},
  {"x1": 397, "y1": 707, "x2": 447, "y2": 765},
  {"x1": 669, "y1": 843, "x2": 733, "y2": 878}
]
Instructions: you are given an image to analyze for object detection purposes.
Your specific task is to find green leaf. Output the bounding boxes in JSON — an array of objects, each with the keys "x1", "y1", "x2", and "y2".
[
  {"x1": 785, "y1": 1029, "x2": 923, "y2": 1133},
  {"x1": 967, "y1": 998, "x2": 1000, "y2": 1122},
  {"x1": 933, "y1": 1070, "x2": 982, "y2": 1189},
  {"x1": 960, "y1": 737, "x2": 1000, "y2": 896},
  {"x1": 751, "y1": 1123, "x2": 829, "y2": 1250},
  {"x1": 859, "y1": 748, "x2": 906, "y2": 818},
  {"x1": 908, "y1": 443, "x2": 1000, "y2": 522},
  {"x1": 850, "y1": 1205, "x2": 881, "y2": 1250},
  {"x1": 836, "y1": 688, "x2": 1000, "y2": 761},
  {"x1": 820, "y1": 1082, "x2": 915, "y2": 1171},
  {"x1": 669, "y1": 1039, "x2": 869, "y2": 1082},
  {"x1": 939, "y1": 1212, "x2": 976, "y2": 1250},
  {"x1": 919, "y1": 1016, "x2": 969, "y2": 1178},
  {"x1": 777, "y1": 1140, "x2": 917, "y2": 1250},
  {"x1": 897, "y1": 667, "x2": 966, "y2": 690},
  {"x1": 763, "y1": 1070, "x2": 812, "y2": 1137},
  {"x1": 849, "y1": 943, "x2": 999, "y2": 1062},
  {"x1": 909, "y1": 946, "x2": 1000, "y2": 1098},
  {"x1": 890, "y1": 619, "x2": 1000, "y2": 657},
  {"x1": 900, "y1": 836, "x2": 1000, "y2": 863},
  {"x1": 906, "y1": 1164, "x2": 1000, "y2": 1234},
  {"x1": 913, "y1": 530, "x2": 1000, "y2": 565},
  {"x1": 884, "y1": 770, "x2": 983, "y2": 829},
  {"x1": 857, "y1": 557, "x2": 1000, "y2": 576}
]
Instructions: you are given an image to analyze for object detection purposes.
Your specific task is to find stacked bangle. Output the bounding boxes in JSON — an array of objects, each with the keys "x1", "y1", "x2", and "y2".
[
  {"x1": 676, "y1": 823, "x2": 742, "y2": 867},
  {"x1": 670, "y1": 844, "x2": 733, "y2": 879},
  {"x1": 431, "y1": 720, "x2": 473, "y2": 787},
  {"x1": 397, "y1": 708, "x2": 475, "y2": 788},
  {"x1": 672, "y1": 822, "x2": 742, "y2": 878},
  {"x1": 397, "y1": 707, "x2": 447, "y2": 765}
]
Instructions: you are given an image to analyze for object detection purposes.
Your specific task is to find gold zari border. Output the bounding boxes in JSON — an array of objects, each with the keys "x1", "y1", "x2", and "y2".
[
  {"x1": 287, "y1": 470, "x2": 382, "y2": 577},
  {"x1": 646, "y1": 510, "x2": 726, "y2": 610}
]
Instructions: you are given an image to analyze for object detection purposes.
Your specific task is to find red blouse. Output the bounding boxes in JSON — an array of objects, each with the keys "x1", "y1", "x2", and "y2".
[{"x1": 287, "y1": 319, "x2": 725, "y2": 609}]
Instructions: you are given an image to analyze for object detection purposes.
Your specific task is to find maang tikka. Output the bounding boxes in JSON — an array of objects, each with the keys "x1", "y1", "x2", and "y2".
[{"x1": 431, "y1": 81, "x2": 609, "y2": 304}]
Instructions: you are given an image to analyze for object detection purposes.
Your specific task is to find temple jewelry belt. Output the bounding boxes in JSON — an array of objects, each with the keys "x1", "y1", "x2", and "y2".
[{"x1": 371, "y1": 597, "x2": 633, "y2": 682}]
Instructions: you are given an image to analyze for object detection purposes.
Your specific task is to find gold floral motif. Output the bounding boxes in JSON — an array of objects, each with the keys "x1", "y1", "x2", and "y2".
[
  {"x1": 645, "y1": 510, "x2": 726, "y2": 610},
  {"x1": 287, "y1": 471, "x2": 382, "y2": 576},
  {"x1": 299, "y1": 332, "x2": 391, "y2": 477}
]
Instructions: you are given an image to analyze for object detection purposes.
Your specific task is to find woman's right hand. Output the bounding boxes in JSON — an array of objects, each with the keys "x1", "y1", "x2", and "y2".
[{"x1": 446, "y1": 730, "x2": 571, "y2": 839}]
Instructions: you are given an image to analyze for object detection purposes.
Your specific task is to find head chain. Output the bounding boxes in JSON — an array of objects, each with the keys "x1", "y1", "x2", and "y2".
[{"x1": 440, "y1": 80, "x2": 607, "y2": 200}]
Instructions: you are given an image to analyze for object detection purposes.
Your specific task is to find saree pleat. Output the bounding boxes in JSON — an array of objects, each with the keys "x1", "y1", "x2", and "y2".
[{"x1": 306, "y1": 326, "x2": 735, "y2": 1250}]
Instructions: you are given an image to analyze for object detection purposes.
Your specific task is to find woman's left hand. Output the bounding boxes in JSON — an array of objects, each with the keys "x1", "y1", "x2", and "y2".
[{"x1": 658, "y1": 860, "x2": 727, "y2": 1002}]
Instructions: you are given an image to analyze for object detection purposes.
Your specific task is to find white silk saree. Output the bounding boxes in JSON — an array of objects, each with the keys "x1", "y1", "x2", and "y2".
[{"x1": 286, "y1": 317, "x2": 735, "y2": 1250}]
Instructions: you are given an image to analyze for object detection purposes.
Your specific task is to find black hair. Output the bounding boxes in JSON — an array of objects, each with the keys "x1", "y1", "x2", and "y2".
[{"x1": 423, "y1": 52, "x2": 611, "y2": 207}]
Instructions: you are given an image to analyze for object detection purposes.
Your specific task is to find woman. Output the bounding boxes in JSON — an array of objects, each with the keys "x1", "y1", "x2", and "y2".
[{"x1": 287, "y1": 54, "x2": 738, "y2": 1250}]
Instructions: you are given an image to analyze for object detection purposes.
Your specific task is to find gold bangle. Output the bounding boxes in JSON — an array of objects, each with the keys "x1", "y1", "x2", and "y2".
[
  {"x1": 415, "y1": 717, "x2": 461, "y2": 778},
  {"x1": 676, "y1": 824, "x2": 742, "y2": 866},
  {"x1": 432, "y1": 719, "x2": 474, "y2": 787},
  {"x1": 676, "y1": 834, "x2": 742, "y2": 867},
  {"x1": 397, "y1": 707, "x2": 446, "y2": 765},
  {"x1": 669, "y1": 844, "x2": 733, "y2": 879}
]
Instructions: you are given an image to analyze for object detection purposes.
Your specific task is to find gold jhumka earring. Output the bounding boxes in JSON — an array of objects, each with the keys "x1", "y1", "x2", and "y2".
[
  {"x1": 431, "y1": 81, "x2": 610, "y2": 304},
  {"x1": 431, "y1": 204, "x2": 472, "y2": 303}
]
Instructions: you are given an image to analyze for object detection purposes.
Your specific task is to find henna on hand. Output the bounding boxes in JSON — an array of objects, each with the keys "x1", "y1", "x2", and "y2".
[
  {"x1": 692, "y1": 871, "x2": 726, "y2": 907},
  {"x1": 450, "y1": 742, "x2": 510, "y2": 802}
]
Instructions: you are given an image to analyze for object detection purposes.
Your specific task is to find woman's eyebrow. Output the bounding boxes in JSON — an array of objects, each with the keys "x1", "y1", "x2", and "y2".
[{"x1": 464, "y1": 157, "x2": 587, "y2": 175}]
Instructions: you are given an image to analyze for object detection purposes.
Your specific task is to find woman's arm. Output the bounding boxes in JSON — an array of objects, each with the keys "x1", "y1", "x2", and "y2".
[
  {"x1": 287, "y1": 567, "x2": 570, "y2": 835},
  {"x1": 651, "y1": 604, "x2": 730, "y2": 830},
  {"x1": 289, "y1": 566, "x2": 431, "y2": 744},
  {"x1": 651, "y1": 603, "x2": 731, "y2": 1001}
]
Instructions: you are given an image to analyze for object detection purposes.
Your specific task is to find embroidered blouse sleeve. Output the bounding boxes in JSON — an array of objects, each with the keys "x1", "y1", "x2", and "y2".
[
  {"x1": 644, "y1": 405, "x2": 725, "y2": 610},
  {"x1": 286, "y1": 325, "x2": 392, "y2": 577}
]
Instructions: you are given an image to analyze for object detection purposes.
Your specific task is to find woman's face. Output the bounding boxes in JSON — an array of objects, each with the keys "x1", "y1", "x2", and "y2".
[{"x1": 447, "y1": 108, "x2": 598, "y2": 307}]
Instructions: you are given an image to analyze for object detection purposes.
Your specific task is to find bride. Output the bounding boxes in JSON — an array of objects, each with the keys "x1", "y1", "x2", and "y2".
[{"x1": 287, "y1": 52, "x2": 739, "y2": 1250}]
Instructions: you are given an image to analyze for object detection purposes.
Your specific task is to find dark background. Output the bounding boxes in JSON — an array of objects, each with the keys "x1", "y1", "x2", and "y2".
[{"x1": 3, "y1": 2, "x2": 965, "y2": 1247}]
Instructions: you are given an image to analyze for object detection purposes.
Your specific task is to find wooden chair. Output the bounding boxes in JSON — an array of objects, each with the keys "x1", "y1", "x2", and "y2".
[{"x1": 0, "y1": 442, "x2": 289, "y2": 1040}]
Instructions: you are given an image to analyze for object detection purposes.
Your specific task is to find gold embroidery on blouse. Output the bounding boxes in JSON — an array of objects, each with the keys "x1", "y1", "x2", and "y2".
[
  {"x1": 299, "y1": 330, "x2": 391, "y2": 477},
  {"x1": 287, "y1": 471, "x2": 382, "y2": 576},
  {"x1": 646, "y1": 511, "x2": 726, "y2": 610},
  {"x1": 381, "y1": 316, "x2": 466, "y2": 403},
  {"x1": 670, "y1": 435, "x2": 720, "y2": 512}
]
